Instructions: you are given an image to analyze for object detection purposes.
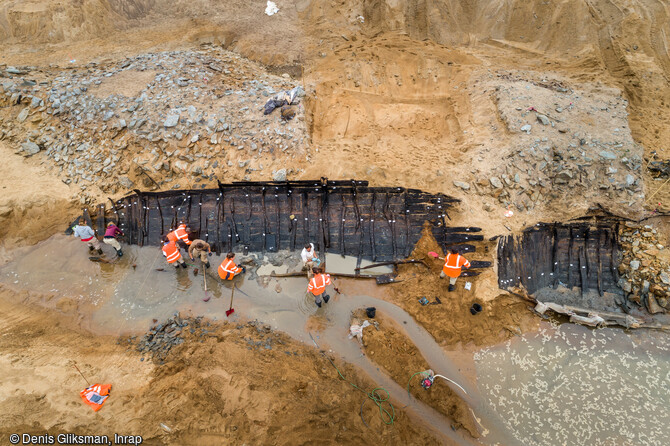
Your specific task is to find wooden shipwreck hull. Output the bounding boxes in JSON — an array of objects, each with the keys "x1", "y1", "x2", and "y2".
[
  {"x1": 99, "y1": 179, "x2": 484, "y2": 263},
  {"x1": 497, "y1": 220, "x2": 621, "y2": 296}
]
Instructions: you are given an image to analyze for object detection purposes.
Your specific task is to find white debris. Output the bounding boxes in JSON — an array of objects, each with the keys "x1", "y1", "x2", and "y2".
[{"x1": 265, "y1": 1, "x2": 279, "y2": 16}]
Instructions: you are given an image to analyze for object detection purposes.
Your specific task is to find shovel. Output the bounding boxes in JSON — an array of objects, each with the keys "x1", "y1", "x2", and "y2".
[
  {"x1": 226, "y1": 283, "x2": 236, "y2": 317},
  {"x1": 202, "y1": 268, "x2": 211, "y2": 302}
]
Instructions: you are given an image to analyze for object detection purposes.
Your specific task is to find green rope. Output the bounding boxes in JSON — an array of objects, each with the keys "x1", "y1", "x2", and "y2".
[{"x1": 310, "y1": 333, "x2": 396, "y2": 426}]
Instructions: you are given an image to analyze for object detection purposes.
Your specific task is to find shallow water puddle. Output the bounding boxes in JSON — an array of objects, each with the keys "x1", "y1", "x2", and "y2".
[{"x1": 474, "y1": 322, "x2": 670, "y2": 446}]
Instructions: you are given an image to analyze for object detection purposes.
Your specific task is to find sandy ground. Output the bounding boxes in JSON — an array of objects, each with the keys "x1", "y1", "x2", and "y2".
[
  {"x1": 0, "y1": 288, "x2": 449, "y2": 445},
  {"x1": 350, "y1": 308, "x2": 480, "y2": 437},
  {"x1": 0, "y1": 141, "x2": 76, "y2": 251}
]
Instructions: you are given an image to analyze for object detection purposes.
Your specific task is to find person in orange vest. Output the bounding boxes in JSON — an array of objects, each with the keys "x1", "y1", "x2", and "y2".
[
  {"x1": 440, "y1": 248, "x2": 470, "y2": 291},
  {"x1": 218, "y1": 252, "x2": 246, "y2": 280},
  {"x1": 167, "y1": 223, "x2": 192, "y2": 247},
  {"x1": 162, "y1": 238, "x2": 187, "y2": 268},
  {"x1": 307, "y1": 267, "x2": 332, "y2": 308}
]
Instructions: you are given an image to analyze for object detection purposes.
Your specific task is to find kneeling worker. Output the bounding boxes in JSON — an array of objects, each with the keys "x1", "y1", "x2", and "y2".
[
  {"x1": 307, "y1": 267, "x2": 332, "y2": 308},
  {"x1": 218, "y1": 252, "x2": 246, "y2": 280},
  {"x1": 440, "y1": 248, "x2": 470, "y2": 291},
  {"x1": 162, "y1": 238, "x2": 187, "y2": 269},
  {"x1": 301, "y1": 242, "x2": 321, "y2": 279},
  {"x1": 189, "y1": 239, "x2": 212, "y2": 268}
]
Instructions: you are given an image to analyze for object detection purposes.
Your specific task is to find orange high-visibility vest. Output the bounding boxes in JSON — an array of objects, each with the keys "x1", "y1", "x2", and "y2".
[
  {"x1": 218, "y1": 258, "x2": 242, "y2": 280},
  {"x1": 80, "y1": 383, "x2": 112, "y2": 412},
  {"x1": 307, "y1": 273, "x2": 331, "y2": 295},
  {"x1": 442, "y1": 253, "x2": 470, "y2": 278},
  {"x1": 162, "y1": 242, "x2": 181, "y2": 263},
  {"x1": 167, "y1": 224, "x2": 191, "y2": 245}
]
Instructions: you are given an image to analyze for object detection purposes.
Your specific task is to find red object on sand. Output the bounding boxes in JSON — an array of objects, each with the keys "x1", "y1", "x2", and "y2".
[{"x1": 428, "y1": 251, "x2": 439, "y2": 258}]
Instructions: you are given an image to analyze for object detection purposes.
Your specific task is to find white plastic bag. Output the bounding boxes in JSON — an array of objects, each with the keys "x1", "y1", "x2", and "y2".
[{"x1": 265, "y1": 1, "x2": 279, "y2": 16}]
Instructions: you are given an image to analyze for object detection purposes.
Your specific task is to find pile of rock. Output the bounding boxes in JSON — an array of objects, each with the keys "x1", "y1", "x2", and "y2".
[
  {"x1": 133, "y1": 312, "x2": 198, "y2": 362},
  {"x1": 0, "y1": 48, "x2": 310, "y2": 202},
  {"x1": 618, "y1": 222, "x2": 670, "y2": 314},
  {"x1": 458, "y1": 75, "x2": 644, "y2": 216}
]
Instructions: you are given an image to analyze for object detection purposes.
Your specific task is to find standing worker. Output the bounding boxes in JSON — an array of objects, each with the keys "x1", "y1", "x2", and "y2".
[
  {"x1": 72, "y1": 218, "x2": 103, "y2": 255},
  {"x1": 103, "y1": 222, "x2": 124, "y2": 257},
  {"x1": 162, "y1": 238, "x2": 187, "y2": 269},
  {"x1": 218, "y1": 252, "x2": 246, "y2": 280},
  {"x1": 167, "y1": 223, "x2": 192, "y2": 246},
  {"x1": 307, "y1": 267, "x2": 332, "y2": 308},
  {"x1": 440, "y1": 248, "x2": 471, "y2": 291},
  {"x1": 189, "y1": 239, "x2": 212, "y2": 268},
  {"x1": 301, "y1": 243, "x2": 321, "y2": 279}
]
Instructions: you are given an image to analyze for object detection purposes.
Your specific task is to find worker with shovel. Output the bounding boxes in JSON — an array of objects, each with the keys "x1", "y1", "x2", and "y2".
[
  {"x1": 188, "y1": 239, "x2": 212, "y2": 269},
  {"x1": 307, "y1": 267, "x2": 332, "y2": 308},
  {"x1": 218, "y1": 252, "x2": 246, "y2": 280},
  {"x1": 430, "y1": 248, "x2": 470, "y2": 292},
  {"x1": 72, "y1": 218, "x2": 103, "y2": 255}
]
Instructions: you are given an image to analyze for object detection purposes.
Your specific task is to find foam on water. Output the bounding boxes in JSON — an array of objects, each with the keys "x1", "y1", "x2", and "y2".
[{"x1": 474, "y1": 321, "x2": 670, "y2": 446}]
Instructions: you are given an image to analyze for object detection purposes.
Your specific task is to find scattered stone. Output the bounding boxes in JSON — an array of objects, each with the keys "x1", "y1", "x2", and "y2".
[
  {"x1": 273, "y1": 168, "x2": 287, "y2": 182},
  {"x1": 520, "y1": 124, "x2": 532, "y2": 134},
  {"x1": 453, "y1": 181, "x2": 470, "y2": 190},
  {"x1": 164, "y1": 114, "x2": 180, "y2": 128},
  {"x1": 599, "y1": 150, "x2": 617, "y2": 160},
  {"x1": 536, "y1": 114, "x2": 550, "y2": 125},
  {"x1": 489, "y1": 177, "x2": 503, "y2": 189},
  {"x1": 629, "y1": 260, "x2": 640, "y2": 271},
  {"x1": 19, "y1": 141, "x2": 41, "y2": 156},
  {"x1": 16, "y1": 108, "x2": 30, "y2": 123}
]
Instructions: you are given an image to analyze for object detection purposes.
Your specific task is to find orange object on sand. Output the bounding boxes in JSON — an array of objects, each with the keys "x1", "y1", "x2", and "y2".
[{"x1": 80, "y1": 384, "x2": 112, "y2": 412}]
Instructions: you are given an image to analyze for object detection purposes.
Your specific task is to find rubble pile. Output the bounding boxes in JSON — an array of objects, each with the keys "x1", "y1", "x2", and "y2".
[
  {"x1": 130, "y1": 313, "x2": 199, "y2": 362},
  {"x1": 458, "y1": 74, "x2": 644, "y2": 215},
  {"x1": 0, "y1": 48, "x2": 309, "y2": 201},
  {"x1": 618, "y1": 222, "x2": 670, "y2": 314}
]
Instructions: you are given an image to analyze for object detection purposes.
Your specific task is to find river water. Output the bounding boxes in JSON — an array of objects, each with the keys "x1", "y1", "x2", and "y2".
[
  {"x1": 474, "y1": 322, "x2": 670, "y2": 446},
  {"x1": 2, "y1": 235, "x2": 669, "y2": 445}
]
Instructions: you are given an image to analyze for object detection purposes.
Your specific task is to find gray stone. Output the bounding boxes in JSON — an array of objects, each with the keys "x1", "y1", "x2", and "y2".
[
  {"x1": 625, "y1": 174, "x2": 635, "y2": 186},
  {"x1": 30, "y1": 96, "x2": 42, "y2": 108},
  {"x1": 20, "y1": 141, "x2": 40, "y2": 156},
  {"x1": 6, "y1": 67, "x2": 24, "y2": 75},
  {"x1": 16, "y1": 108, "x2": 30, "y2": 123},
  {"x1": 599, "y1": 150, "x2": 617, "y2": 160},
  {"x1": 618, "y1": 278, "x2": 632, "y2": 293},
  {"x1": 118, "y1": 176, "x2": 134, "y2": 189},
  {"x1": 453, "y1": 181, "x2": 470, "y2": 190},
  {"x1": 520, "y1": 124, "x2": 532, "y2": 134},
  {"x1": 660, "y1": 271, "x2": 670, "y2": 285},
  {"x1": 164, "y1": 114, "x2": 180, "y2": 128},
  {"x1": 536, "y1": 114, "x2": 550, "y2": 125},
  {"x1": 629, "y1": 260, "x2": 640, "y2": 271},
  {"x1": 103, "y1": 111, "x2": 114, "y2": 121},
  {"x1": 273, "y1": 168, "x2": 287, "y2": 182},
  {"x1": 117, "y1": 119, "x2": 127, "y2": 129},
  {"x1": 489, "y1": 177, "x2": 503, "y2": 189},
  {"x1": 76, "y1": 143, "x2": 90, "y2": 152}
]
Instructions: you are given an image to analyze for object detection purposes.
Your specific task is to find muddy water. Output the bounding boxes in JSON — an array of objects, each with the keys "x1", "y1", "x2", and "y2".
[{"x1": 474, "y1": 322, "x2": 670, "y2": 446}]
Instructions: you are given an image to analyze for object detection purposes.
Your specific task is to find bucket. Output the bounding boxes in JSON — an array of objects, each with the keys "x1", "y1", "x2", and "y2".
[
  {"x1": 470, "y1": 303, "x2": 483, "y2": 315},
  {"x1": 366, "y1": 307, "x2": 376, "y2": 318}
]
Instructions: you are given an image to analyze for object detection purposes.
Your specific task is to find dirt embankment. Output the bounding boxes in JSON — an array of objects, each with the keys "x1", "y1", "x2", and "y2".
[
  {"x1": 350, "y1": 309, "x2": 479, "y2": 437},
  {"x1": 389, "y1": 227, "x2": 538, "y2": 347},
  {"x1": 0, "y1": 289, "x2": 446, "y2": 445}
]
